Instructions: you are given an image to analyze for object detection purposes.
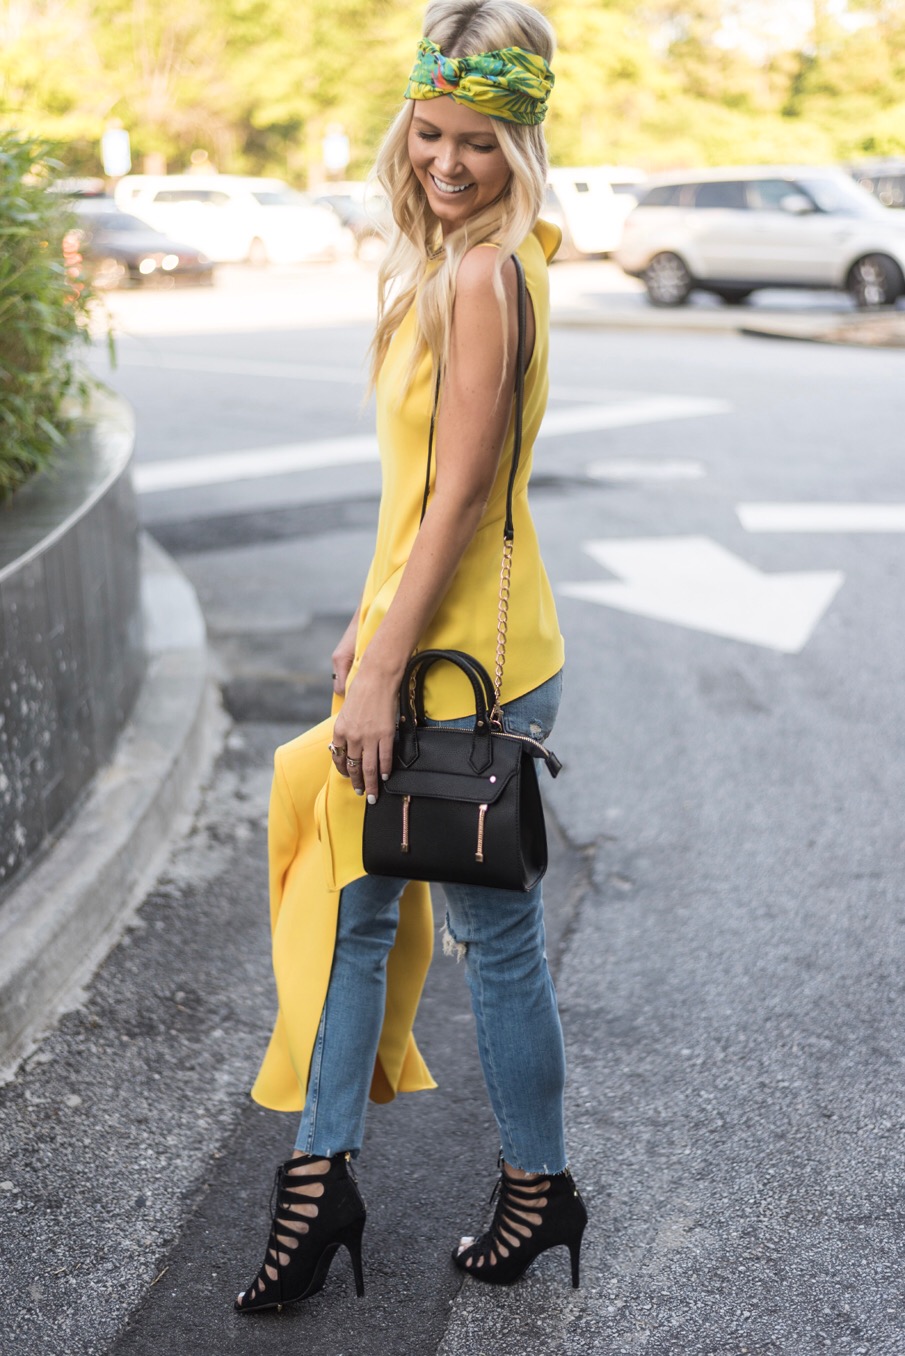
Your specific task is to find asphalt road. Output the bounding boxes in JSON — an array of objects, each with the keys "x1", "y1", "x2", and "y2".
[{"x1": 2, "y1": 259, "x2": 904, "y2": 1356}]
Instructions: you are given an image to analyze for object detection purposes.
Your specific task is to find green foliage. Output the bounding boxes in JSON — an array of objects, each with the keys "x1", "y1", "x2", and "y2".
[
  {"x1": 0, "y1": 134, "x2": 93, "y2": 502},
  {"x1": 1, "y1": 2, "x2": 905, "y2": 181}
]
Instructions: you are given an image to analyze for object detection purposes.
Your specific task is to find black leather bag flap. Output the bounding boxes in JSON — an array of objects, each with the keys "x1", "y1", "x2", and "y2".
[{"x1": 384, "y1": 726, "x2": 522, "y2": 803}]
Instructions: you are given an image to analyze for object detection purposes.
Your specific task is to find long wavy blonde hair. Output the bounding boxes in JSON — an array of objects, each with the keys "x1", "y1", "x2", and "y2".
[{"x1": 369, "y1": 0, "x2": 554, "y2": 393}]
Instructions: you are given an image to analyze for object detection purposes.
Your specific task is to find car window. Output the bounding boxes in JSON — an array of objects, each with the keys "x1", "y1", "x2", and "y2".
[
  {"x1": 639, "y1": 183, "x2": 683, "y2": 207},
  {"x1": 251, "y1": 189, "x2": 306, "y2": 207},
  {"x1": 89, "y1": 213, "x2": 153, "y2": 232},
  {"x1": 796, "y1": 175, "x2": 887, "y2": 220},
  {"x1": 151, "y1": 189, "x2": 230, "y2": 206},
  {"x1": 692, "y1": 180, "x2": 748, "y2": 210},
  {"x1": 877, "y1": 175, "x2": 905, "y2": 208},
  {"x1": 747, "y1": 178, "x2": 800, "y2": 211}
]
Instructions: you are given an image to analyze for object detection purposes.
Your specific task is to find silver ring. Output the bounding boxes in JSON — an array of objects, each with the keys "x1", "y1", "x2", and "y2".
[
  {"x1": 328, "y1": 742, "x2": 346, "y2": 757},
  {"x1": 346, "y1": 756, "x2": 361, "y2": 768}
]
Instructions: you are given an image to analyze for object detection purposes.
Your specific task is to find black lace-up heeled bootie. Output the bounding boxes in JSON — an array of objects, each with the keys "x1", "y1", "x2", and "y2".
[
  {"x1": 453, "y1": 1161, "x2": 587, "y2": 1288},
  {"x1": 235, "y1": 1152, "x2": 365, "y2": 1313}
]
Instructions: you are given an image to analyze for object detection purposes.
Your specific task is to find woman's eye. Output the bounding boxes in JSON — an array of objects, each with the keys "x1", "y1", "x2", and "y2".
[
  {"x1": 470, "y1": 144, "x2": 495, "y2": 153},
  {"x1": 416, "y1": 131, "x2": 440, "y2": 142}
]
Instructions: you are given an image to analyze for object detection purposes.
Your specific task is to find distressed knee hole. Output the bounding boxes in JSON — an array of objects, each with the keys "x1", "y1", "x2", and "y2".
[
  {"x1": 442, "y1": 916, "x2": 467, "y2": 961},
  {"x1": 529, "y1": 721, "x2": 543, "y2": 740}
]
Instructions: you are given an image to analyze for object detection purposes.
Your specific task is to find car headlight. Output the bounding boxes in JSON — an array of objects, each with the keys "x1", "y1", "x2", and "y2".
[
  {"x1": 138, "y1": 257, "x2": 157, "y2": 274},
  {"x1": 161, "y1": 254, "x2": 179, "y2": 271}
]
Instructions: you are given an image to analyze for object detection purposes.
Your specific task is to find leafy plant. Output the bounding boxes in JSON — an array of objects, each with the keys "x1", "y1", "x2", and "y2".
[{"x1": 0, "y1": 133, "x2": 94, "y2": 502}]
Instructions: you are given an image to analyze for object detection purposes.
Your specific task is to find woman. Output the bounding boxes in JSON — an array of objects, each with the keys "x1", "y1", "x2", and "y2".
[{"x1": 235, "y1": 0, "x2": 586, "y2": 1313}]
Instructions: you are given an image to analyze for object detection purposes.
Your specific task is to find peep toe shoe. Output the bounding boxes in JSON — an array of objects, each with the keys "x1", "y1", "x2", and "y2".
[
  {"x1": 235, "y1": 1152, "x2": 366, "y2": 1312},
  {"x1": 453, "y1": 1162, "x2": 587, "y2": 1288}
]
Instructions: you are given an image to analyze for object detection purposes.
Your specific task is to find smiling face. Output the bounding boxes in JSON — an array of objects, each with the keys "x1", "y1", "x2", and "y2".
[{"x1": 407, "y1": 97, "x2": 512, "y2": 236}]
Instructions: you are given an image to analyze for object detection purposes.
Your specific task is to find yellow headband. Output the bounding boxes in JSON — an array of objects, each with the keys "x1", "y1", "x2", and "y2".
[{"x1": 405, "y1": 38, "x2": 554, "y2": 125}]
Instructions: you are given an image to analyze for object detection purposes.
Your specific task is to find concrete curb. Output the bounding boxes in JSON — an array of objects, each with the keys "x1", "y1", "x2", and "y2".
[
  {"x1": 552, "y1": 303, "x2": 905, "y2": 347},
  {"x1": 0, "y1": 532, "x2": 224, "y2": 1079},
  {"x1": 551, "y1": 304, "x2": 746, "y2": 334}
]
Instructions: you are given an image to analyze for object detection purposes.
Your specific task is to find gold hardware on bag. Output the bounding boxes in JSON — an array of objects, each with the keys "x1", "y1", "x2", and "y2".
[
  {"x1": 401, "y1": 796, "x2": 411, "y2": 852},
  {"x1": 476, "y1": 804, "x2": 488, "y2": 862}
]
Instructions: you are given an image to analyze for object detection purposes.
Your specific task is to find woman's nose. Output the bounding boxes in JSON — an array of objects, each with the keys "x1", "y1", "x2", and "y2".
[{"x1": 434, "y1": 140, "x2": 461, "y2": 175}]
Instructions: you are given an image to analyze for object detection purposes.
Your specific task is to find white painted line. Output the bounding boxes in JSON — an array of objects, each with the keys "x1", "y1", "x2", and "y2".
[
  {"x1": 560, "y1": 537, "x2": 843, "y2": 654},
  {"x1": 134, "y1": 395, "x2": 732, "y2": 495},
  {"x1": 108, "y1": 352, "x2": 364, "y2": 384},
  {"x1": 541, "y1": 396, "x2": 731, "y2": 435},
  {"x1": 739, "y1": 503, "x2": 905, "y2": 533},
  {"x1": 133, "y1": 435, "x2": 379, "y2": 494},
  {"x1": 586, "y1": 458, "x2": 707, "y2": 482}
]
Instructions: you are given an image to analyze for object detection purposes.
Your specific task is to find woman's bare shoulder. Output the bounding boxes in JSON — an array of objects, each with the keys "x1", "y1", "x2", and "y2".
[{"x1": 455, "y1": 244, "x2": 518, "y2": 300}]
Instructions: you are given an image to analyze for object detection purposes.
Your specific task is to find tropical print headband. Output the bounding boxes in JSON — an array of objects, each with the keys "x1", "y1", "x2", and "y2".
[{"x1": 405, "y1": 37, "x2": 554, "y2": 125}]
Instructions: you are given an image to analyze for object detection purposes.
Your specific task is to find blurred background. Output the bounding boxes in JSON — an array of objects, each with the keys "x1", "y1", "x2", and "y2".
[{"x1": 3, "y1": 0, "x2": 905, "y2": 180}]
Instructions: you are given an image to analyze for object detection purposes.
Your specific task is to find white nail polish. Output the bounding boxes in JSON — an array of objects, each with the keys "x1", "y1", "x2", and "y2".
[
  {"x1": 354, "y1": 788, "x2": 364, "y2": 796},
  {"x1": 381, "y1": 773, "x2": 389, "y2": 781},
  {"x1": 367, "y1": 794, "x2": 377, "y2": 805}
]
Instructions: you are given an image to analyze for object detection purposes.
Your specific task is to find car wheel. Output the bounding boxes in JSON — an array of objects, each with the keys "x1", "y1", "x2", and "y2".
[
  {"x1": 645, "y1": 252, "x2": 693, "y2": 307},
  {"x1": 248, "y1": 236, "x2": 269, "y2": 267},
  {"x1": 847, "y1": 254, "x2": 904, "y2": 308},
  {"x1": 92, "y1": 256, "x2": 128, "y2": 290},
  {"x1": 714, "y1": 288, "x2": 752, "y2": 305}
]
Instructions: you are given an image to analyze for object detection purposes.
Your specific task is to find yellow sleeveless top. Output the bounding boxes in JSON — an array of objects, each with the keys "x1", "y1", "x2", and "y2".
[
  {"x1": 250, "y1": 220, "x2": 563, "y2": 1114},
  {"x1": 354, "y1": 218, "x2": 565, "y2": 717}
]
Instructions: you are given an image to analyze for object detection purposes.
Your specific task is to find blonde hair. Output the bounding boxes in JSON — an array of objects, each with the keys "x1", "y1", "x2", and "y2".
[{"x1": 369, "y1": 0, "x2": 554, "y2": 392}]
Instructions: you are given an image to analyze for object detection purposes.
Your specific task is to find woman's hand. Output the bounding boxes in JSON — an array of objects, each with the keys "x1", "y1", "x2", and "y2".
[
  {"x1": 330, "y1": 660, "x2": 399, "y2": 802},
  {"x1": 331, "y1": 610, "x2": 359, "y2": 696}
]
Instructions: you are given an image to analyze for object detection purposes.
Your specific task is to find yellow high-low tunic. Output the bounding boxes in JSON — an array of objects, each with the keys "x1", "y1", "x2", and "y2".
[{"x1": 252, "y1": 220, "x2": 564, "y2": 1113}]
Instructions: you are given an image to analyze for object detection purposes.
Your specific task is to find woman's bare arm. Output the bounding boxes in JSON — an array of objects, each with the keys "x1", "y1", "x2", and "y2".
[{"x1": 332, "y1": 248, "x2": 534, "y2": 801}]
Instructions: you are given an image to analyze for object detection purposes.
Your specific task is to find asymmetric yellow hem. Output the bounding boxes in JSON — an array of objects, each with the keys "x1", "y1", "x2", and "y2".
[{"x1": 251, "y1": 220, "x2": 562, "y2": 1114}]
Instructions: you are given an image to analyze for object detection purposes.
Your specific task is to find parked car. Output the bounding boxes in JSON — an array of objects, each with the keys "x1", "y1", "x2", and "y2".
[
  {"x1": 113, "y1": 175, "x2": 355, "y2": 265},
  {"x1": 314, "y1": 183, "x2": 390, "y2": 261},
  {"x1": 617, "y1": 165, "x2": 905, "y2": 308},
  {"x1": 545, "y1": 166, "x2": 647, "y2": 258},
  {"x1": 848, "y1": 159, "x2": 905, "y2": 210},
  {"x1": 67, "y1": 197, "x2": 214, "y2": 289}
]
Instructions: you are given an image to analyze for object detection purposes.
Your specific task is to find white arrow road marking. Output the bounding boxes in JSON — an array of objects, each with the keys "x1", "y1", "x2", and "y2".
[
  {"x1": 134, "y1": 395, "x2": 732, "y2": 495},
  {"x1": 560, "y1": 537, "x2": 844, "y2": 654},
  {"x1": 739, "y1": 503, "x2": 905, "y2": 533}
]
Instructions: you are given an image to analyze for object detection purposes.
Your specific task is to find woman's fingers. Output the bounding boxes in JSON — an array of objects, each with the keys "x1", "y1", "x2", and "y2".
[{"x1": 345, "y1": 748, "x2": 365, "y2": 795}]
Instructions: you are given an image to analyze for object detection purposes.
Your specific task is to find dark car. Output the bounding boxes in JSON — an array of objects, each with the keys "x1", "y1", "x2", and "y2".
[
  {"x1": 849, "y1": 159, "x2": 905, "y2": 211},
  {"x1": 314, "y1": 193, "x2": 388, "y2": 261},
  {"x1": 67, "y1": 198, "x2": 214, "y2": 289}
]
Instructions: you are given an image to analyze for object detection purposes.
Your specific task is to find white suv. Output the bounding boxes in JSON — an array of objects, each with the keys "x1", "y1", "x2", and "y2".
[
  {"x1": 617, "y1": 166, "x2": 905, "y2": 308},
  {"x1": 114, "y1": 175, "x2": 354, "y2": 265}
]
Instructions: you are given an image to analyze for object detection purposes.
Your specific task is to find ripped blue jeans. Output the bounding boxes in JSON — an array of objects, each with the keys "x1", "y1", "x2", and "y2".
[{"x1": 295, "y1": 669, "x2": 567, "y2": 1174}]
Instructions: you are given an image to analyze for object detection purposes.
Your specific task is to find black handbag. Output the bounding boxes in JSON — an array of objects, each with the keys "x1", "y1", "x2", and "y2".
[{"x1": 362, "y1": 255, "x2": 563, "y2": 892}]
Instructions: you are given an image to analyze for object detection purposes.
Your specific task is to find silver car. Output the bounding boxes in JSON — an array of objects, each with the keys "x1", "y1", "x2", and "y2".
[{"x1": 616, "y1": 166, "x2": 905, "y2": 308}]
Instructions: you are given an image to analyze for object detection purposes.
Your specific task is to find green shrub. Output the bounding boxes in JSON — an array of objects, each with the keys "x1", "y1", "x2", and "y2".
[{"x1": 0, "y1": 134, "x2": 95, "y2": 502}]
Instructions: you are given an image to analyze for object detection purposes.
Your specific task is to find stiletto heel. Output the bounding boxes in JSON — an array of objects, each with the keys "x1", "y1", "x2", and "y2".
[
  {"x1": 568, "y1": 1231, "x2": 583, "y2": 1289},
  {"x1": 235, "y1": 1152, "x2": 366, "y2": 1313},
  {"x1": 453, "y1": 1161, "x2": 587, "y2": 1288},
  {"x1": 343, "y1": 1216, "x2": 366, "y2": 1298}
]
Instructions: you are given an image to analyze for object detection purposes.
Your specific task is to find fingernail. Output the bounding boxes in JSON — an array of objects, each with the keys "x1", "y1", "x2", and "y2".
[
  {"x1": 354, "y1": 788, "x2": 364, "y2": 796},
  {"x1": 367, "y1": 794, "x2": 377, "y2": 805},
  {"x1": 381, "y1": 773, "x2": 389, "y2": 782}
]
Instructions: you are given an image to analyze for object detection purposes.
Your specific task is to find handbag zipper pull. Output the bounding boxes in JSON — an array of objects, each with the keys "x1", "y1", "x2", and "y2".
[
  {"x1": 401, "y1": 795, "x2": 411, "y2": 853},
  {"x1": 475, "y1": 804, "x2": 488, "y2": 862}
]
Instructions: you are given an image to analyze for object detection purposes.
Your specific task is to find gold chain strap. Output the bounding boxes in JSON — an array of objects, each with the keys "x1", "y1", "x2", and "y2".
[{"x1": 491, "y1": 536, "x2": 514, "y2": 726}]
